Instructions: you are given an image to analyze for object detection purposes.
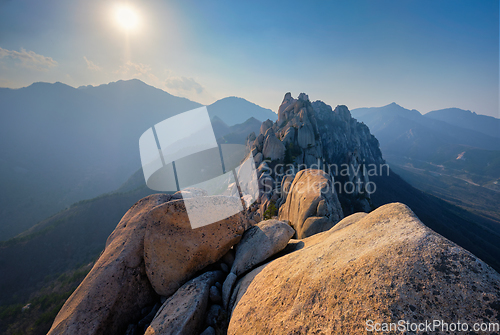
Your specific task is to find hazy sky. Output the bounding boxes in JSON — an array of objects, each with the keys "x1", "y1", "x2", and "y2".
[{"x1": 0, "y1": 0, "x2": 498, "y2": 117}]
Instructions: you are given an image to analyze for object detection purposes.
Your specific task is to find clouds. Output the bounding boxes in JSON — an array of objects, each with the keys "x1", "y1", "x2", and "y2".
[
  {"x1": 83, "y1": 56, "x2": 101, "y2": 71},
  {"x1": 0, "y1": 47, "x2": 57, "y2": 71},
  {"x1": 118, "y1": 62, "x2": 205, "y2": 95},
  {"x1": 113, "y1": 61, "x2": 213, "y2": 103},
  {"x1": 0, "y1": 46, "x2": 215, "y2": 104},
  {"x1": 116, "y1": 61, "x2": 162, "y2": 87},
  {"x1": 119, "y1": 61, "x2": 151, "y2": 77},
  {"x1": 164, "y1": 76, "x2": 204, "y2": 94},
  {"x1": 161, "y1": 75, "x2": 215, "y2": 104}
]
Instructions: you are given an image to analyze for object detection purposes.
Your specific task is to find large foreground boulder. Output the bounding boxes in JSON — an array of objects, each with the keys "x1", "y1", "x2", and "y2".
[
  {"x1": 48, "y1": 194, "x2": 174, "y2": 335},
  {"x1": 279, "y1": 169, "x2": 343, "y2": 239},
  {"x1": 144, "y1": 196, "x2": 246, "y2": 297},
  {"x1": 229, "y1": 203, "x2": 500, "y2": 334}
]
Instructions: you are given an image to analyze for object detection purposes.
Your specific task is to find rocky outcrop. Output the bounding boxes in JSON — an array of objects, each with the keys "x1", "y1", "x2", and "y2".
[
  {"x1": 279, "y1": 169, "x2": 343, "y2": 239},
  {"x1": 259, "y1": 119, "x2": 273, "y2": 136},
  {"x1": 228, "y1": 203, "x2": 500, "y2": 334},
  {"x1": 144, "y1": 271, "x2": 224, "y2": 335},
  {"x1": 230, "y1": 219, "x2": 294, "y2": 276},
  {"x1": 48, "y1": 194, "x2": 174, "y2": 335},
  {"x1": 262, "y1": 128, "x2": 285, "y2": 161},
  {"x1": 144, "y1": 196, "x2": 245, "y2": 297},
  {"x1": 312, "y1": 102, "x2": 384, "y2": 166},
  {"x1": 277, "y1": 92, "x2": 295, "y2": 124},
  {"x1": 297, "y1": 124, "x2": 315, "y2": 149},
  {"x1": 278, "y1": 174, "x2": 293, "y2": 204},
  {"x1": 222, "y1": 219, "x2": 294, "y2": 308},
  {"x1": 246, "y1": 92, "x2": 385, "y2": 218}
]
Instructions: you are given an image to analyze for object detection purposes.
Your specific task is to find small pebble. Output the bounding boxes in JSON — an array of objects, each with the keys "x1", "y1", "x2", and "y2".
[{"x1": 209, "y1": 285, "x2": 222, "y2": 304}]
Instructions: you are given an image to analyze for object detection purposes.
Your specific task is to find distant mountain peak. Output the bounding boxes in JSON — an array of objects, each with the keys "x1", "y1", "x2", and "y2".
[
  {"x1": 77, "y1": 79, "x2": 165, "y2": 94},
  {"x1": 27, "y1": 81, "x2": 74, "y2": 89},
  {"x1": 95, "y1": 78, "x2": 155, "y2": 89},
  {"x1": 217, "y1": 96, "x2": 246, "y2": 101},
  {"x1": 207, "y1": 96, "x2": 277, "y2": 126},
  {"x1": 384, "y1": 102, "x2": 407, "y2": 109},
  {"x1": 210, "y1": 115, "x2": 228, "y2": 127},
  {"x1": 244, "y1": 116, "x2": 260, "y2": 123},
  {"x1": 211, "y1": 115, "x2": 224, "y2": 122},
  {"x1": 425, "y1": 107, "x2": 500, "y2": 138}
]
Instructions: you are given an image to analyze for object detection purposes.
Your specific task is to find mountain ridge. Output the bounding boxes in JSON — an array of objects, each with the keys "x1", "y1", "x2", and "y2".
[
  {"x1": 351, "y1": 102, "x2": 500, "y2": 226},
  {"x1": 425, "y1": 107, "x2": 500, "y2": 138},
  {"x1": 0, "y1": 79, "x2": 276, "y2": 240},
  {"x1": 1, "y1": 92, "x2": 499, "y2": 334}
]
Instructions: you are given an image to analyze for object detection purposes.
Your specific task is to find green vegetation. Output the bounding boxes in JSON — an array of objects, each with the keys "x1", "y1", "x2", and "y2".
[
  {"x1": 0, "y1": 265, "x2": 90, "y2": 335},
  {"x1": 0, "y1": 184, "x2": 153, "y2": 308},
  {"x1": 0, "y1": 217, "x2": 72, "y2": 248},
  {"x1": 284, "y1": 142, "x2": 302, "y2": 165},
  {"x1": 264, "y1": 201, "x2": 278, "y2": 220}
]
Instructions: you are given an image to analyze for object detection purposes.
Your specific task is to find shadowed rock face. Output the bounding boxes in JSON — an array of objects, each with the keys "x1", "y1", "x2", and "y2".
[
  {"x1": 229, "y1": 203, "x2": 500, "y2": 335},
  {"x1": 48, "y1": 194, "x2": 174, "y2": 335},
  {"x1": 144, "y1": 271, "x2": 225, "y2": 335}
]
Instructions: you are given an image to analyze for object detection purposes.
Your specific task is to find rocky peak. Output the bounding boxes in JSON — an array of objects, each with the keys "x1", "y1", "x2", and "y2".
[
  {"x1": 283, "y1": 92, "x2": 293, "y2": 102},
  {"x1": 277, "y1": 92, "x2": 296, "y2": 123},
  {"x1": 259, "y1": 119, "x2": 273, "y2": 135},
  {"x1": 247, "y1": 92, "x2": 385, "y2": 217},
  {"x1": 297, "y1": 92, "x2": 309, "y2": 101},
  {"x1": 333, "y1": 104, "x2": 351, "y2": 121}
]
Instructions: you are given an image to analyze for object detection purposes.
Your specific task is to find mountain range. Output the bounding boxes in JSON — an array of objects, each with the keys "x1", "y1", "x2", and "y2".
[
  {"x1": 0, "y1": 86, "x2": 498, "y2": 334},
  {"x1": 351, "y1": 102, "x2": 500, "y2": 154},
  {"x1": 351, "y1": 103, "x2": 500, "y2": 222},
  {"x1": 426, "y1": 107, "x2": 500, "y2": 139},
  {"x1": 0, "y1": 79, "x2": 276, "y2": 240}
]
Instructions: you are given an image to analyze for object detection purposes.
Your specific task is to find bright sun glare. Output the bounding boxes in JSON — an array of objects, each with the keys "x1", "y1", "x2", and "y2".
[{"x1": 114, "y1": 4, "x2": 139, "y2": 32}]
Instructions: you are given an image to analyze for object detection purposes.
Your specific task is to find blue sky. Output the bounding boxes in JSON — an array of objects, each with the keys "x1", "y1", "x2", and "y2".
[{"x1": 0, "y1": 0, "x2": 498, "y2": 117}]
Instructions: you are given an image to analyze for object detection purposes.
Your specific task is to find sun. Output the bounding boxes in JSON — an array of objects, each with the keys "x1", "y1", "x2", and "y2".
[{"x1": 114, "y1": 4, "x2": 140, "y2": 32}]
